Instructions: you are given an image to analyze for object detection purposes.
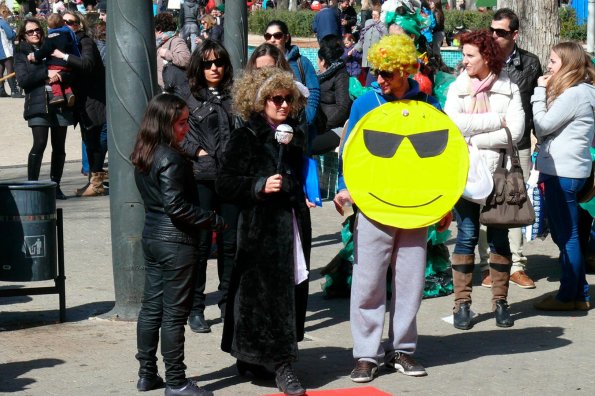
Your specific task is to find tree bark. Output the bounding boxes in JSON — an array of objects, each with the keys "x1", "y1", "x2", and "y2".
[
  {"x1": 278, "y1": 0, "x2": 289, "y2": 10},
  {"x1": 497, "y1": 0, "x2": 559, "y2": 69}
]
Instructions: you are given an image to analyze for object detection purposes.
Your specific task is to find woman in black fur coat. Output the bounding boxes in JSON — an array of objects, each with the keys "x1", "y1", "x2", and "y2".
[{"x1": 216, "y1": 67, "x2": 312, "y2": 396}]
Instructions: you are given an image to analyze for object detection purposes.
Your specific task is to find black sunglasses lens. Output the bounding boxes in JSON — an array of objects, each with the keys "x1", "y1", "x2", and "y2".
[
  {"x1": 26, "y1": 28, "x2": 42, "y2": 35},
  {"x1": 264, "y1": 32, "x2": 283, "y2": 40},
  {"x1": 203, "y1": 59, "x2": 224, "y2": 69},
  {"x1": 64, "y1": 20, "x2": 76, "y2": 25},
  {"x1": 408, "y1": 129, "x2": 449, "y2": 158},
  {"x1": 363, "y1": 130, "x2": 404, "y2": 158},
  {"x1": 490, "y1": 27, "x2": 510, "y2": 37},
  {"x1": 371, "y1": 69, "x2": 393, "y2": 79},
  {"x1": 270, "y1": 95, "x2": 293, "y2": 106}
]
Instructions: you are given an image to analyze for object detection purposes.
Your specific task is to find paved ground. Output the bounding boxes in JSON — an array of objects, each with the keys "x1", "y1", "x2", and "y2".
[{"x1": 1, "y1": 96, "x2": 595, "y2": 396}]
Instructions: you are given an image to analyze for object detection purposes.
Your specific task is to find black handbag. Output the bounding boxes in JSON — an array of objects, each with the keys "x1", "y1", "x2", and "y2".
[{"x1": 479, "y1": 127, "x2": 536, "y2": 229}]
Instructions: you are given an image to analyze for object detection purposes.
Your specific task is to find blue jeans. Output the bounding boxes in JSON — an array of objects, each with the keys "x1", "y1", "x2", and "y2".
[
  {"x1": 540, "y1": 174, "x2": 590, "y2": 303},
  {"x1": 453, "y1": 198, "x2": 511, "y2": 257}
]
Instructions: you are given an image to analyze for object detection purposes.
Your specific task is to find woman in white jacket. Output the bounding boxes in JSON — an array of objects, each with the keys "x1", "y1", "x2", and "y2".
[
  {"x1": 531, "y1": 42, "x2": 595, "y2": 312},
  {"x1": 444, "y1": 30, "x2": 524, "y2": 330}
]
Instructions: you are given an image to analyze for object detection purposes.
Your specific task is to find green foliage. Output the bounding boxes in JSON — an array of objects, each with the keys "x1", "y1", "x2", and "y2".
[
  {"x1": 248, "y1": 9, "x2": 316, "y2": 38},
  {"x1": 559, "y1": 7, "x2": 587, "y2": 42},
  {"x1": 444, "y1": 10, "x2": 493, "y2": 34}
]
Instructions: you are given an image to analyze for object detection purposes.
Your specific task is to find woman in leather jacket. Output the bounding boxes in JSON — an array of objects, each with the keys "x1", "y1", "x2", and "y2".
[
  {"x1": 217, "y1": 67, "x2": 311, "y2": 396},
  {"x1": 131, "y1": 93, "x2": 222, "y2": 396},
  {"x1": 180, "y1": 39, "x2": 238, "y2": 334}
]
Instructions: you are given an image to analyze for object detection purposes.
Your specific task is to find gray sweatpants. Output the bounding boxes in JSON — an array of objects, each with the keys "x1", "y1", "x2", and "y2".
[{"x1": 351, "y1": 212, "x2": 428, "y2": 364}]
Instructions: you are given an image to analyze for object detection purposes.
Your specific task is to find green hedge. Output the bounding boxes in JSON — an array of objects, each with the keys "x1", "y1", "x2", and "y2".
[
  {"x1": 248, "y1": 9, "x2": 316, "y2": 38},
  {"x1": 443, "y1": 10, "x2": 493, "y2": 34}
]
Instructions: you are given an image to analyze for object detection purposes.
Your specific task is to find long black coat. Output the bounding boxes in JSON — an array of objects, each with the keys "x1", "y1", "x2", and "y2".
[
  {"x1": 14, "y1": 42, "x2": 49, "y2": 120},
  {"x1": 216, "y1": 114, "x2": 312, "y2": 366}
]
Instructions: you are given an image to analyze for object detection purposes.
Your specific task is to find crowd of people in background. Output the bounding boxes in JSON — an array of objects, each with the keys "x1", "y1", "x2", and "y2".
[{"x1": 2, "y1": 1, "x2": 595, "y2": 396}]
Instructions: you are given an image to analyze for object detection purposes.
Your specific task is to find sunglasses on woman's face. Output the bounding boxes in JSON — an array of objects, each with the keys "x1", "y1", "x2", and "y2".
[
  {"x1": 264, "y1": 32, "x2": 285, "y2": 41},
  {"x1": 25, "y1": 28, "x2": 42, "y2": 36},
  {"x1": 64, "y1": 19, "x2": 78, "y2": 26},
  {"x1": 268, "y1": 95, "x2": 294, "y2": 106},
  {"x1": 202, "y1": 58, "x2": 225, "y2": 69},
  {"x1": 370, "y1": 69, "x2": 394, "y2": 79}
]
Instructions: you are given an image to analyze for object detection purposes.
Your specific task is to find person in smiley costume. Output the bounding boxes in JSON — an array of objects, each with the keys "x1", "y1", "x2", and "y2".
[{"x1": 334, "y1": 34, "x2": 468, "y2": 384}]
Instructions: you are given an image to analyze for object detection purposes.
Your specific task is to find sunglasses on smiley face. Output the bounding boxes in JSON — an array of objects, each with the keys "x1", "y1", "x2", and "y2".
[
  {"x1": 363, "y1": 129, "x2": 449, "y2": 159},
  {"x1": 264, "y1": 32, "x2": 285, "y2": 41}
]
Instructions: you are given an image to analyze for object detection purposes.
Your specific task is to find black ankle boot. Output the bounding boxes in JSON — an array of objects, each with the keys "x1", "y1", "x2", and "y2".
[
  {"x1": 164, "y1": 379, "x2": 213, "y2": 396},
  {"x1": 495, "y1": 299, "x2": 514, "y2": 328},
  {"x1": 50, "y1": 153, "x2": 67, "y2": 200},
  {"x1": 275, "y1": 363, "x2": 306, "y2": 396},
  {"x1": 188, "y1": 313, "x2": 210, "y2": 333},
  {"x1": 0, "y1": 83, "x2": 8, "y2": 97},
  {"x1": 453, "y1": 302, "x2": 473, "y2": 330},
  {"x1": 136, "y1": 374, "x2": 164, "y2": 391},
  {"x1": 236, "y1": 359, "x2": 275, "y2": 380},
  {"x1": 27, "y1": 153, "x2": 43, "y2": 181}
]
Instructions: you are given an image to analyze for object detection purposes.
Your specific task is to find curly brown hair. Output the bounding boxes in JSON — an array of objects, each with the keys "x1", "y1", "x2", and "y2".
[
  {"x1": 233, "y1": 68, "x2": 306, "y2": 121},
  {"x1": 458, "y1": 29, "x2": 504, "y2": 76}
]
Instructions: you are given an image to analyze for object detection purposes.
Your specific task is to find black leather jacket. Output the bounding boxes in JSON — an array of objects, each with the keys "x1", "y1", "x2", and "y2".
[
  {"x1": 135, "y1": 144, "x2": 216, "y2": 245},
  {"x1": 181, "y1": 88, "x2": 234, "y2": 181},
  {"x1": 503, "y1": 46, "x2": 542, "y2": 150}
]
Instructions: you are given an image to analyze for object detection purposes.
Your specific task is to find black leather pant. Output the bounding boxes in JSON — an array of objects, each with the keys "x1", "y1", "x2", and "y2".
[
  {"x1": 191, "y1": 180, "x2": 240, "y2": 314},
  {"x1": 136, "y1": 238, "x2": 197, "y2": 387}
]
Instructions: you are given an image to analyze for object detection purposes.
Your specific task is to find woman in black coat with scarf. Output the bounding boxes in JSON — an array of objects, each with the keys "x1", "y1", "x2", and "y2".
[
  {"x1": 180, "y1": 39, "x2": 238, "y2": 333},
  {"x1": 216, "y1": 67, "x2": 311, "y2": 396}
]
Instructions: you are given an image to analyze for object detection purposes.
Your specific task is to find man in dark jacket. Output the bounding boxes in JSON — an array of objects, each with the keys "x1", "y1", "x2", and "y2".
[
  {"x1": 312, "y1": 0, "x2": 342, "y2": 43},
  {"x1": 338, "y1": 0, "x2": 357, "y2": 35},
  {"x1": 481, "y1": 8, "x2": 542, "y2": 289}
]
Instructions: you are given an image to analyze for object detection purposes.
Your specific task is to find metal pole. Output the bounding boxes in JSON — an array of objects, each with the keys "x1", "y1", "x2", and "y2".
[
  {"x1": 102, "y1": 0, "x2": 157, "y2": 320},
  {"x1": 223, "y1": 1, "x2": 248, "y2": 76},
  {"x1": 588, "y1": 0, "x2": 595, "y2": 53}
]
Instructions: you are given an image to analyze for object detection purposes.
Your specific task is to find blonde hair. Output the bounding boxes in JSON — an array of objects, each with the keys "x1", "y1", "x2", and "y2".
[
  {"x1": 201, "y1": 14, "x2": 216, "y2": 29},
  {"x1": 367, "y1": 34, "x2": 419, "y2": 76},
  {"x1": 547, "y1": 41, "x2": 595, "y2": 107},
  {"x1": 0, "y1": 4, "x2": 12, "y2": 20},
  {"x1": 233, "y1": 68, "x2": 306, "y2": 121}
]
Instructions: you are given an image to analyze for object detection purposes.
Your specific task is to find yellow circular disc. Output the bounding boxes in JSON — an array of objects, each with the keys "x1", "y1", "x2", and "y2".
[{"x1": 343, "y1": 100, "x2": 469, "y2": 229}]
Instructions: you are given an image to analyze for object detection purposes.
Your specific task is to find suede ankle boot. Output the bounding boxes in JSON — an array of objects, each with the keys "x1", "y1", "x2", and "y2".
[
  {"x1": 27, "y1": 153, "x2": 43, "y2": 181},
  {"x1": 451, "y1": 253, "x2": 475, "y2": 330},
  {"x1": 76, "y1": 172, "x2": 106, "y2": 197},
  {"x1": 489, "y1": 253, "x2": 514, "y2": 327},
  {"x1": 50, "y1": 152, "x2": 67, "y2": 200}
]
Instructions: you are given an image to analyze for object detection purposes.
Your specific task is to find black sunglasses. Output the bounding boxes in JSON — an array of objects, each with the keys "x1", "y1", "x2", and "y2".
[
  {"x1": 202, "y1": 58, "x2": 225, "y2": 69},
  {"x1": 264, "y1": 32, "x2": 285, "y2": 40},
  {"x1": 25, "y1": 28, "x2": 42, "y2": 36},
  {"x1": 370, "y1": 69, "x2": 394, "y2": 79},
  {"x1": 489, "y1": 27, "x2": 513, "y2": 38},
  {"x1": 64, "y1": 19, "x2": 79, "y2": 26},
  {"x1": 363, "y1": 129, "x2": 449, "y2": 159},
  {"x1": 268, "y1": 95, "x2": 294, "y2": 106}
]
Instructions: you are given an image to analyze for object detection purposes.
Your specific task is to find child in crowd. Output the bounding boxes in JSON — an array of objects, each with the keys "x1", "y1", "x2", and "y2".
[
  {"x1": 341, "y1": 33, "x2": 363, "y2": 82},
  {"x1": 28, "y1": 13, "x2": 79, "y2": 106}
]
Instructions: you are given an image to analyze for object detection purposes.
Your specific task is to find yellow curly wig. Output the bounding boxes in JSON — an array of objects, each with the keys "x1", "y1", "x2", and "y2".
[
  {"x1": 233, "y1": 68, "x2": 307, "y2": 121},
  {"x1": 367, "y1": 34, "x2": 419, "y2": 76}
]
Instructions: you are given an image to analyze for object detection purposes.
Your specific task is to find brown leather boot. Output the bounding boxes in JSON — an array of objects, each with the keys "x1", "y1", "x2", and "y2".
[
  {"x1": 452, "y1": 253, "x2": 475, "y2": 330},
  {"x1": 77, "y1": 172, "x2": 106, "y2": 197},
  {"x1": 489, "y1": 253, "x2": 514, "y2": 327}
]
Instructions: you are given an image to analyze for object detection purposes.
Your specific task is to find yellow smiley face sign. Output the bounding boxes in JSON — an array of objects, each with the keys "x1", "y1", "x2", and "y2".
[{"x1": 343, "y1": 100, "x2": 468, "y2": 229}]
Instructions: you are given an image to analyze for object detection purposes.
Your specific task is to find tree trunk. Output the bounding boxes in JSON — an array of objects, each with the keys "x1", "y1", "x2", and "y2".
[
  {"x1": 289, "y1": 0, "x2": 297, "y2": 11},
  {"x1": 497, "y1": 0, "x2": 559, "y2": 69},
  {"x1": 278, "y1": 0, "x2": 289, "y2": 10}
]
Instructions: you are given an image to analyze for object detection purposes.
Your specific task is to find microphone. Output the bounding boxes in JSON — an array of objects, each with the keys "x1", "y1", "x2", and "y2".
[{"x1": 275, "y1": 124, "x2": 294, "y2": 173}]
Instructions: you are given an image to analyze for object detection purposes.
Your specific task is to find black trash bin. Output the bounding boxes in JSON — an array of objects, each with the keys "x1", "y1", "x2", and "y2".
[{"x1": 0, "y1": 181, "x2": 57, "y2": 281}]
